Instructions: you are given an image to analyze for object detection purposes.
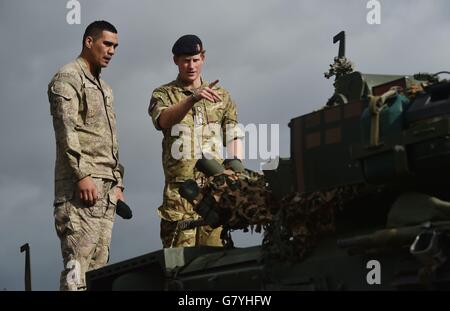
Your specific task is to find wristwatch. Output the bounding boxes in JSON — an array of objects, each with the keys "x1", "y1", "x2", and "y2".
[{"x1": 191, "y1": 90, "x2": 200, "y2": 102}]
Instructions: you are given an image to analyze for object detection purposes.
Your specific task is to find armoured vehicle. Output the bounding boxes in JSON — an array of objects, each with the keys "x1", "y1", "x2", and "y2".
[{"x1": 86, "y1": 31, "x2": 450, "y2": 290}]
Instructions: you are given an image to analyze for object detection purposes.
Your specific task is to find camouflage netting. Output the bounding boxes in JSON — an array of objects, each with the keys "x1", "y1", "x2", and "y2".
[
  {"x1": 262, "y1": 184, "x2": 374, "y2": 262},
  {"x1": 196, "y1": 167, "x2": 378, "y2": 261},
  {"x1": 199, "y1": 169, "x2": 276, "y2": 232}
]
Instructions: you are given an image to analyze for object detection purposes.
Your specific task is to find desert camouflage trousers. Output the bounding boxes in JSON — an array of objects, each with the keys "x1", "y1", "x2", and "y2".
[
  {"x1": 160, "y1": 218, "x2": 223, "y2": 248},
  {"x1": 54, "y1": 178, "x2": 117, "y2": 291},
  {"x1": 159, "y1": 182, "x2": 223, "y2": 248}
]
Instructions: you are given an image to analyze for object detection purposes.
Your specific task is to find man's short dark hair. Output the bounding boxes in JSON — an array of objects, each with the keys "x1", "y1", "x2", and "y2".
[{"x1": 82, "y1": 20, "x2": 117, "y2": 47}]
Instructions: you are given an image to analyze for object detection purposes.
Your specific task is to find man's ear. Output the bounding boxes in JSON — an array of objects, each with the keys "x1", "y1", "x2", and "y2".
[
  {"x1": 85, "y1": 36, "x2": 94, "y2": 49},
  {"x1": 173, "y1": 55, "x2": 179, "y2": 65}
]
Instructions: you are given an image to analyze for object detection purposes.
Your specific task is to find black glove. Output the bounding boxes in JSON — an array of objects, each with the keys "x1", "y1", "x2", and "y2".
[{"x1": 116, "y1": 200, "x2": 133, "y2": 219}]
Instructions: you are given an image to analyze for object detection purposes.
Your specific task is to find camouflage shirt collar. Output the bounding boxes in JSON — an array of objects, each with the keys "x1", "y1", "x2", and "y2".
[
  {"x1": 76, "y1": 57, "x2": 103, "y2": 89},
  {"x1": 174, "y1": 75, "x2": 208, "y2": 93}
]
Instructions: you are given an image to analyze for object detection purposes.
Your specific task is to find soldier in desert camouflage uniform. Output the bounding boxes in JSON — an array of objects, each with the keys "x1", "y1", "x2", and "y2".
[
  {"x1": 149, "y1": 35, "x2": 245, "y2": 247},
  {"x1": 48, "y1": 21, "x2": 124, "y2": 290}
]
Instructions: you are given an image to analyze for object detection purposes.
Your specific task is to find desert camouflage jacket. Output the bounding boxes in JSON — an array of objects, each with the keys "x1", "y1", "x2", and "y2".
[{"x1": 48, "y1": 57, "x2": 124, "y2": 205}]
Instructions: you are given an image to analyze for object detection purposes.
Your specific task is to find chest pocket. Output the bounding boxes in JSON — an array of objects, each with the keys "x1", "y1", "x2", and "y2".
[
  {"x1": 83, "y1": 84, "x2": 105, "y2": 125},
  {"x1": 205, "y1": 101, "x2": 225, "y2": 124},
  {"x1": 104, "y1": 93, "x2": 117, "y2": 126},
  {"x1": 105, "y1": 93, "x2": 114, "y2": 108}
]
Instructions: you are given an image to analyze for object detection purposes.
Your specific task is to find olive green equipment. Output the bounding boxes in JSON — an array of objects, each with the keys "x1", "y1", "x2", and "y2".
[
  {"x1": 178, "y1": 157, "x2": 271, "y2": 246},
  {"x1": 337, "y1": 221, "x2": 450, "y2": 256},
  {"x1": 179, "y1": 158, "x2": 241, "y2": 228}
]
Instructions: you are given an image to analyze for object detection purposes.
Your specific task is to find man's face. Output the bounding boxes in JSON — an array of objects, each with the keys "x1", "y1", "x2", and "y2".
[
  {"x1": 174, "y1": 53, "x2": 204, "y2": 84},
  {"x1": 86, "y1": 30, "x2": 118, "y2": 68}
]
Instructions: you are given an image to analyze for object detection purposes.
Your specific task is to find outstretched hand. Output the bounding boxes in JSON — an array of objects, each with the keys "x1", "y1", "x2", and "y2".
[{"x1": 192, "y1": 80, "x2": 221, "y2": 103}]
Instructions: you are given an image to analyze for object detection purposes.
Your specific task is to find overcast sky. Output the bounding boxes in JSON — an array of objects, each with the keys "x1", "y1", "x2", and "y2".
[{"x1": 1, "y1": 0, "x2": 449, "y2": 290}]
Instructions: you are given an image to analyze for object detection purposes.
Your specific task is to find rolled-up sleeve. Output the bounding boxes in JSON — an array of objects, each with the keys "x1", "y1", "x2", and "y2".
[{"x1": 148, "y1": 88, "x2": 170, "y2": 131}]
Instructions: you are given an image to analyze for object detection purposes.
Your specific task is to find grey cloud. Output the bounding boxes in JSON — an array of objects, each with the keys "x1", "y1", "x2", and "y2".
[{"x1": 1, "y1": 0, "x2": 449, "y2": 290}]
